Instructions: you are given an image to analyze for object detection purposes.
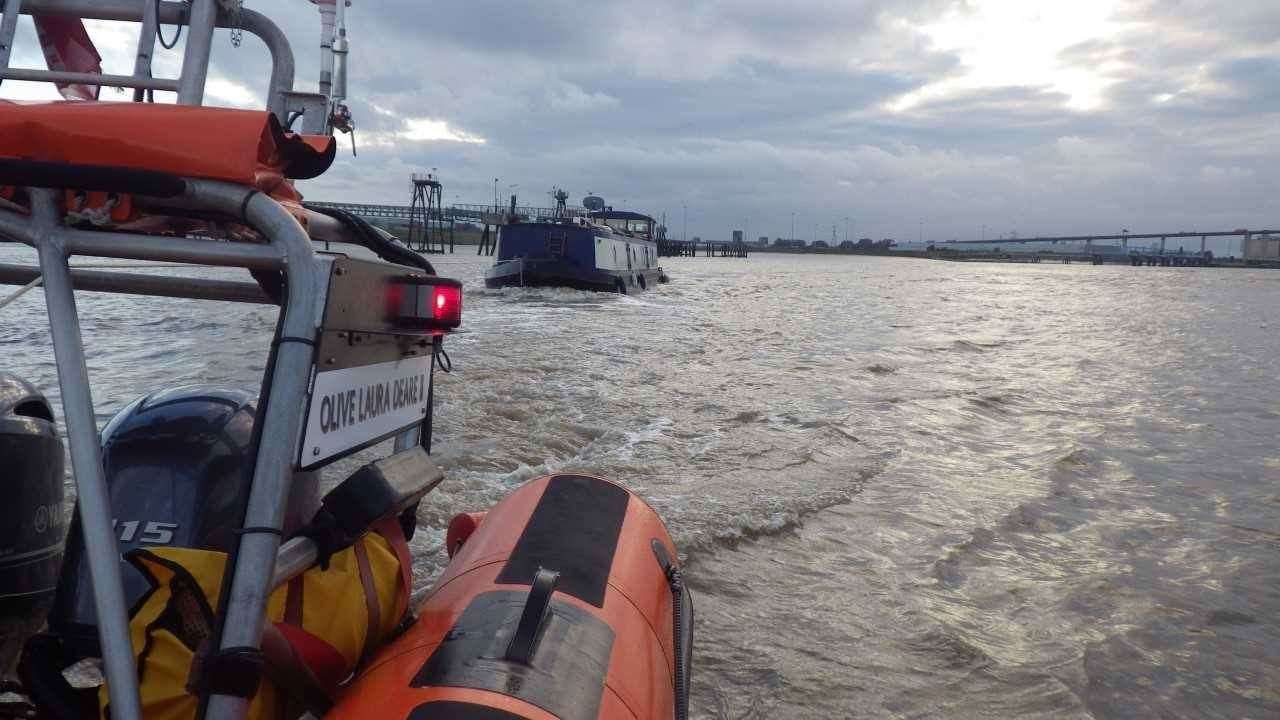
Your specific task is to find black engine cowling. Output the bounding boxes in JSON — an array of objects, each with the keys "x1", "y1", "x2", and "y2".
[
  {"x1": 20, "y1": 385, "x2": 321, "y2": 716},
  {"x1": 50, "y1": 386, "x2": 266, "y2": 656},
  {"x1": 0, "y1": 374, "x2": 66, "y2": 679}
]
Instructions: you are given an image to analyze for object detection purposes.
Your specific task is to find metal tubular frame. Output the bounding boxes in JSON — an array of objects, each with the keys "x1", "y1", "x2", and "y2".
[
  {"x1": 187, "y1": 181, "x2": 328, "y2": 720},
  {"x1": 2, "y1": 0, "x2": 296, "y2": 122},
  {"x1": 24, "y1": 190, "x2": 145, "y2": 720},
  {"x1": 0, "y1": 218, "x2": 287, "y2": 270},
  {"x1": 0, "y1": 66, "x2": 177, "y2": 90},
  {"x1": 0, "y1": 4, "x2": 353, "y2": 718},
  {"x1": 0, "y1": 263, "x2": 274, "y2": 304},
  {"x1": 0, "y1": 178, "x2": 330, "y2": 720},
  {"x1": 131, "y1": 0, "x2": 158, "y2": 86},
  {"x1": 176, "y1": 0, "x2": 216, "y2": 105},
  {"x1": 0, "y1": 0, "x2": 21, "y2": 74}
]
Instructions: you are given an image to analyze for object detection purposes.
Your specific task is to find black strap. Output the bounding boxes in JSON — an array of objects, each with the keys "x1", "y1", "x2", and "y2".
[
  {"x1": 234, "y1": 526, "x2": 283, "y2": 537},
  {"x1": 198, "y1": 646, "x2": 265, "y2": 699},
  {"x1": 238, "y1": 190, "x2": 260, "y2": 222},
  {"x1": 274, "y1": 335, "x2": 316, "y2": 348},
  {"x1": 434, "y1": 343, "x2": 453, "y2": 373}
]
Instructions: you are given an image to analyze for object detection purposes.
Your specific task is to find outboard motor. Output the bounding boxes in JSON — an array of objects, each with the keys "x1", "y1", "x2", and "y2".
[
  {"x1": 18, "y1": 386, "x2": 318, "y2": 716},
  {"x1": 48, "y1": 386, "x2": 318, "y2": 656},
  {"x1": 0, "y1": 375, "x2": 65, "y2": 682}
]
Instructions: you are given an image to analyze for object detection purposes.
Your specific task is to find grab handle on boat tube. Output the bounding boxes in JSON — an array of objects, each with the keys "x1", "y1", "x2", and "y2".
[
  {"x1": 271, "y1": 447, "x2": 443, "y2": 588},
  {"x1": 504, "y1": 567, "x2": 560, "y2": 665}
]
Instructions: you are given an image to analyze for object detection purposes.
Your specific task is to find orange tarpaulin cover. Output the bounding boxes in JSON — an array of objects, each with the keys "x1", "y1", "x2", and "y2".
[{"x1": 0, "y1": 102, "x2": 336, "y2": 198}]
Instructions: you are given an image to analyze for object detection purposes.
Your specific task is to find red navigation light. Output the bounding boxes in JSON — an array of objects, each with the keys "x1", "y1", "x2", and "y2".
[
  {"x1": 388, "y1": 276, "x2": 463, "y2": 332},
  {"x1": 431, "y1": 284, "x2": 462, "y2": 327}
]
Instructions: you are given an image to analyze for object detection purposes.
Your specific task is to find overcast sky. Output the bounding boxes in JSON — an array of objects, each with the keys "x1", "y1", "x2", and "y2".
[{"x1": 3, "y1": 1, "x2": 1278, "y2": 245}]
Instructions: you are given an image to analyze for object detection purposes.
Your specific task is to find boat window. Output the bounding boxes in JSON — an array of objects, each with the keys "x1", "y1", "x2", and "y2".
[{"x1": 627, "y1": 219, "x2": 652, "y2": 238}]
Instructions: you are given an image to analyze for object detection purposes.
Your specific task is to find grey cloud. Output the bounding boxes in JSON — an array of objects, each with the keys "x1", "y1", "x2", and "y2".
[
  {"x1": 279, "y1": 0, "x2": 1280, "y2": 241},
  {"x1": 10, "y1": 1, "x2": 1271, "y2": 242}
]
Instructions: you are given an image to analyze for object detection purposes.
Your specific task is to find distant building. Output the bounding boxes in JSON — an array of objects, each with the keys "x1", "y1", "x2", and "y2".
[
  {"x1": 772, "y1": 238, "x2": 806, "y2": 248},
  {"x1": 732, "y1": 230, "x2": 743, "y2": 243},
  {"x1": 1244, "y1": 234, "x2": 1280, "y2": 260},
  {"x1": 758, "y1": 236, "x2": 769, "y2": 246},
  {"x1": 812, "y1": 240, "x2": 829, "y2": 248}
]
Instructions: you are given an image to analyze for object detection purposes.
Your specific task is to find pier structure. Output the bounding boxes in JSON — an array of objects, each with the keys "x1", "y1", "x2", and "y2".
[
  {"x1": 310, "y1": 201, "x2": 583, "y2": 226},
  {"x1": 310, "y1": 200, "x2": 749, "y2": 258},
  {"x1": 657, "y1": 239, "x2": 749, "y2": 258},
  {"x1": 476, "y1": 224, "x2": 495, "y2": 256},
  {"x1": 405, "y1": 173, "x2": 451, "y2": 253}
]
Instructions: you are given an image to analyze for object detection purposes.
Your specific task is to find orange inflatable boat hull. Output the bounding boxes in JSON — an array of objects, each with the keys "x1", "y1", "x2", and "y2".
[{"x1": 327, "y1": 474, "x2": 691, "y2": 720}]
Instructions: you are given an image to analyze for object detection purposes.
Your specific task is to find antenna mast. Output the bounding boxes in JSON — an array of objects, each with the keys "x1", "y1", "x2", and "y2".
[{"x1": 313, "y1": 1, "x2": 355, "y2": 151}]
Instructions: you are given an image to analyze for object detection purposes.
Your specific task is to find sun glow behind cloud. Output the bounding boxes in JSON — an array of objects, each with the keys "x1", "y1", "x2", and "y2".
[
  {"x1": 889, "y1": 0, "x2": 1132, "y2": 113},
  {"x1": 401, "y1": 117, "x2": 486, "y2": 144}
]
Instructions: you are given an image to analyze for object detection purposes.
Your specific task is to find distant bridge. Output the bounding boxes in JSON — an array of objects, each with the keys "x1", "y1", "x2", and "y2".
[{"x1": 941, "y1": 229, "x2": 1280, "y2": 254}]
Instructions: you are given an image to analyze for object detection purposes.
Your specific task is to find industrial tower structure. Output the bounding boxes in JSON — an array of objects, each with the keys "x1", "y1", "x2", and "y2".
[{"x1": 407, "y1": 172, "x2": 450, "y2": 253}]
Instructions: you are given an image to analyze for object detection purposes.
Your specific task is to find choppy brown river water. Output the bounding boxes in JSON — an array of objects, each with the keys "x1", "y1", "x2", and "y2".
[{"x1": 3, "y1": 246, "x2": 1277, "y2": 719}]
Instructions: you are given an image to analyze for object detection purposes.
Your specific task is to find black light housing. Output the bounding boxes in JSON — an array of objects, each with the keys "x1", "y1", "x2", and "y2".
[{"x1": 386, "y1": 276, "x2": 463, "y2": 332}]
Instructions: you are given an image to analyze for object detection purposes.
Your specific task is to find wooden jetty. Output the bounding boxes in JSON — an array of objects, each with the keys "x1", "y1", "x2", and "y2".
[{"x1": 657, "y1": 239, "x2": 749, "y2": 258}]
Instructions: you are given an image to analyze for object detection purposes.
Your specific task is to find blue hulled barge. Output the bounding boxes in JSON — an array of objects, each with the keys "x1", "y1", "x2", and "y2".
[{"x1": 484, "y1": 209, "x2": 667, "y2": 293}]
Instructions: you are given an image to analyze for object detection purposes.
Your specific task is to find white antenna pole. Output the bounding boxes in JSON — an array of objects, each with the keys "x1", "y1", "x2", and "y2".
[
  {"x1": 332, "y1": 0, "x2": 348, "y2": 106},
  {"x1": 317, "y1": 1, "x2": 336, "y2": 98}
]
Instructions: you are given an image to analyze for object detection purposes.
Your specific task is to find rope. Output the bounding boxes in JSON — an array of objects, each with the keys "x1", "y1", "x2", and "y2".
[{"x1": 0, "y1": 275, "x2": 42, "y2": 311}]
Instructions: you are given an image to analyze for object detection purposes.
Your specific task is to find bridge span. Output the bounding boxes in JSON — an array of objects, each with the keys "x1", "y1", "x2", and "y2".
[{"x1": 941, "y1": 229, "x2": 1280, "y2": 255}]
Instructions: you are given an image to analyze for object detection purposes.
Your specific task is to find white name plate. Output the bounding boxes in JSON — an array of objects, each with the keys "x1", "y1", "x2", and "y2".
[{"x1": 300, "y1": 355, "x2": 431, "y2": 467}]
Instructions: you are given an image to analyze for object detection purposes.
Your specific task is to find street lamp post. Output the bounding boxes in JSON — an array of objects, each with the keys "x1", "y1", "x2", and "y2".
[
  {"x1": 791, "y1": 212, "x2": 795, "y2": 242},
  {"x1": 493, "y1": 178, "x2": 499, "y2": 213},
  {"x1": 682, "y1": 204, "x2": 687, "y2": 242},
  {"x1": 844, "y1": 216, "x2": 850, "y2": 244}
]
